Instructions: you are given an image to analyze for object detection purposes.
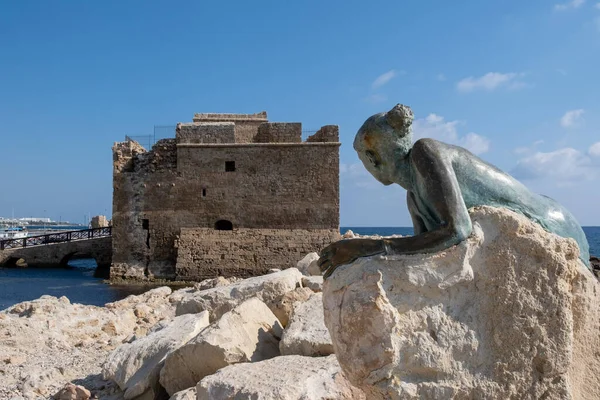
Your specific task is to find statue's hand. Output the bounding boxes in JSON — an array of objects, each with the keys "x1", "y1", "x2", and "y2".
[{"x1": 318, "y1": 239, "x2": 385, "y2": 279}]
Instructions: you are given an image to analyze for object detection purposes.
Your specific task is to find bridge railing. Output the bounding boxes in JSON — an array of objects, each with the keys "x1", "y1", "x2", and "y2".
[{"x1": 0, "y1": 227, "x2": 112, "y2": 250}]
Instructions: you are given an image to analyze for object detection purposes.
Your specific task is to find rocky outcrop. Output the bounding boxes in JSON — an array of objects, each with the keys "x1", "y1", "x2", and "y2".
[
  {"x1": 323, "y1": 206, "x2": 600, "y2": 399},
  {"x1": 173, "y1": 268, "x2": 302, "y2": 321},
  {"x1": 160, "y1": 298, "x2": 283, "y2": 395},
  {"x1": 0, "y1": 287, "x2": 175, "y2": 399},
  {"x1": 196, "y1": 355, "x2": 364, "y2": 400},
  {"x1": 102, "y1": 312, "x2": 210, "y2": 399},
  {"x1": 280, "y1": 293, "x2": 333, "y2": 357}
]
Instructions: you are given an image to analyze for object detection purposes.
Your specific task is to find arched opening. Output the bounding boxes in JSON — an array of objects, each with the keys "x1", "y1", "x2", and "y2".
[
  {"x1": 60, "y1": 252, "x2": 98, "y2": 269},
  {"x1": 3, "y1": 257, "x2": 27, "y2": 268},
  {"x1": 215, "y1": 220, "x2": 233, "y2": 231}
]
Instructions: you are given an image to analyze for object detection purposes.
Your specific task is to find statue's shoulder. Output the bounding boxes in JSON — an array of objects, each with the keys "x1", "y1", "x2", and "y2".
[{"x1": 411, "y1": 138, "x2": 447, "y2": 159}]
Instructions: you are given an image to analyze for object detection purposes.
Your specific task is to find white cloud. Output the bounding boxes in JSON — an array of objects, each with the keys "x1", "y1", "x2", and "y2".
[
  {"x1": 589, "y1": 142, "x2": 600, "y2": 157},
  {"x1": 412, "y1": 113, "x2": 490, "y2": 155},
  {"x1": 514, "y1": 140, "x2": 545, "y2": 155},
  {"x1": 371, "y1": 70, "x2": 397, "y2": 89},
  {"x1": 554, "y1": 0, "x2": 586, "y2": 11},
  {"x1": 456, "y1": 72, "x2": 526, "y2": 93},
  {"x1": 595, "y1": 2, "x2": 600, "y2": 8},
  {"x1": 560, "y1": 109, "x2": 585, "y2": 128},
  {"x1": 512, "y1": 147, "x2": 598, "y2": 184}
]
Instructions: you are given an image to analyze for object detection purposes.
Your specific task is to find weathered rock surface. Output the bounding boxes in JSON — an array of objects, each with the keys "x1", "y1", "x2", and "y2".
[
  {"x1": 52, "y1": 383, "x2": 92, "y2": 400},
  {"x1": 196, "y1": 355, "x2": 365, "y2": 400},
  {"x1": 173, "y1": 268, "x2": 302, "y2": 321},
  {"x1": 591, "y1": 256, "x2": 600, "y2": 279},
  {"x1": 280, "y1": 293, "x2": 333, "y2": 357},
  {"x1": 170, "y1": 387, "x2": 196, "y2": 400},
  {"x1": 103, "y1": 312, "x2": 210, "y2": 399},
  {"x1": 323, "y1": 206, "x2": 600, "y2": 399},
  {"x1": 296, "y1": 252, "x2": 319, "y2": 275},
  {"x1": 302, "y1": 275, "x2": 323, "y2": 292},
  {"x1": 0, "y1": 287, "x2": 175, "y2": 399},
  {"x1": 160, "y1": 298, "x2": 283, "y2": 395},
  {"x1": 269, "y1": 286, "x2": 313, "y2": 327}
]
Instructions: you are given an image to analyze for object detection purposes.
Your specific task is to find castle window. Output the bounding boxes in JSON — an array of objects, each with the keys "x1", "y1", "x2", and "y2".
[
  {"x1": 202, "y1": 188, "x2": 207, "y2": 197},
  {"x1": 142, "y1": 219, "x2": 149, "y2": 230},
  {"x1": 215, "y1": 220, "x2": 233, "y2": 231},
  {"x1": 225, "y1": 161, "x2": 236, "y2": 172}
]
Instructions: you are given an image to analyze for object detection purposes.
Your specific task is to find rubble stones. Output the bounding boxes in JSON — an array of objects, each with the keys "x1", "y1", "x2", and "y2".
[{"x1": 160, "y1": 298, "x2": 283, "y2": 395}]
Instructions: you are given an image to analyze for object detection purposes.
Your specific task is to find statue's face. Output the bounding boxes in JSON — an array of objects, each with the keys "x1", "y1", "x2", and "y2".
[
  {"x1": 354, "y1": 109, "x2": 414, "y2": 186},
  {"x1": 357, "y1": 137, "x2": 394, "y2": 186}
]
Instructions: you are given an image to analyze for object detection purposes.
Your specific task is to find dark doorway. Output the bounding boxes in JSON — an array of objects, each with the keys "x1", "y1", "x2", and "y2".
[
  {"x1": 225, "y1": 161, "x2": 236, "y2": 172},
  {"x1": 215, "y1": 220, "x2": 233, "y2": 231}
]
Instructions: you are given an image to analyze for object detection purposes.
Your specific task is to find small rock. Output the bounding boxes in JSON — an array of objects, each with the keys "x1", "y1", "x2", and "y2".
[
  {"x1": 342, "y1": 230, "x2": 356, "y2": 239},
  {"x1": 307, "y1": 259, "x2": 322, "y2": 276},
  {"x1": 52, "y1": 383, "x2": 91, "y2": 400},
  {"x1": 193, "y1": 276, "x2": 230, "y2": 291},
  {"x1": 296, "y1": 253, "x2": 319, "y2": 276},
  {"x1": 170, "y1": 387, "x2": 196, "y2": 400},
  {"x1": 302, "y1": 276, "x2": 323, "y2": 292},
  {"x1": 270, "y1": 287, "x2": 313, "y2": 327}
]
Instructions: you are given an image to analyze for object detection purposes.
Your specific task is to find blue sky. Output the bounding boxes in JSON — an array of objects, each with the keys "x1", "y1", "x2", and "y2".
[{"x1": 1, "y1": 0, "x2": 599, "y2": 226}]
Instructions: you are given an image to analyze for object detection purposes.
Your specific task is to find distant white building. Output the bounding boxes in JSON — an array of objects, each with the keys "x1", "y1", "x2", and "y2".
[{"x1": 18, "y1": 217, "x2": 52, "y2": 223}]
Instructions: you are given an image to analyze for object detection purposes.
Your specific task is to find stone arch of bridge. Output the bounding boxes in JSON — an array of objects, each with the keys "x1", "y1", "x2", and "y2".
[
  {"x1": 3, "y1": 256, "x2": 27, "y2": 268},
  {"x1": 59, "y1": 252, "x2": 97, "y2": 268}
]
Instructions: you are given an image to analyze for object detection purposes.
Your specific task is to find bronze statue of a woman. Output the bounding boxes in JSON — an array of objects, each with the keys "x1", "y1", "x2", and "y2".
[{"x1": 319, "y1": 104, "x2": 590, "y2": 278}]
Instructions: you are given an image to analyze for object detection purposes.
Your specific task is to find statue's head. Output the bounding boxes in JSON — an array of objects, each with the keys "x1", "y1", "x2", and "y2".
[{"x1": 353, "y1": 104, "x2": 414, "y2": 185}]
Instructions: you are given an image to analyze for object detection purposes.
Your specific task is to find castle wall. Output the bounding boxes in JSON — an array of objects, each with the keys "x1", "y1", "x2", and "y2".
[
  {"x1": 112, "y1": 116, "x2": 340, "y2": 281},
  {"x1": 175, "y1": 228, "x2": 339, "y2": 281}
]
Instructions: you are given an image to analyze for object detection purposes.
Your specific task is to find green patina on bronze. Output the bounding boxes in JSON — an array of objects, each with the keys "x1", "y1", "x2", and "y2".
[{"x1": 319, "y1": 104, "x2": 591, "y2": 278}]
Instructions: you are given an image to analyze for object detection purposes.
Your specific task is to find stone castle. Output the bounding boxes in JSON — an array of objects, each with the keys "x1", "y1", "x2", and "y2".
[{"x1": 111, "y1": 112, "x2": 340, "y2": 281}]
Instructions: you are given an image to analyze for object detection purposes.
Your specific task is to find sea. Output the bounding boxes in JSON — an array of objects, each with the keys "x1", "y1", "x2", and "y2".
[{"x1": 1, "y1": 226, "x2": 599, "y2": 311}]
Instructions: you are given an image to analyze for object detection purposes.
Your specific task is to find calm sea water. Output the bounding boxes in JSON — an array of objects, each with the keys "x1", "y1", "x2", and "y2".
[{"x1": 1, "y1": 227, "x2": 598, "y2": 311}]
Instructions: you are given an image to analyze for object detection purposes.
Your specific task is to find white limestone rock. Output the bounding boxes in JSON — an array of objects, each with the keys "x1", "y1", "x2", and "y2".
[
  {"x1": 296, "y1": 252, "x2": 319, "y2": 275},
  {"x1": 52, "y1": 383, "x2": 91, "y2": 400},
  {"x1": 323, "y1": 206, "x2": 600, "y2": 399},
  {"x1": 173, "y1": 268, "x2": 302, "y2": 321},
  {"x1": 280, "y1": 292, "x2": 333, "y2": 357},
  {"x1": 170, "y1": 387, "x2": 196, "y2": 400},
  {"x1": 102, "y1": 312, "x2": 210, "y2": 399},
  {"x1": 302, "y1": 275, "x2": 323, "y2": 292},
  {"x1": 160, "y1": 298, "x2": 283, "y2": 396},
  {"x1": 269, "y1": 287, "x2": 313, "y2": 327},
  {"x1": 0, "y1": 288, "x2": 176, "y2": 399},
  {"x1": 196, "y1": 355, "x2": 365, "y2": 400}
]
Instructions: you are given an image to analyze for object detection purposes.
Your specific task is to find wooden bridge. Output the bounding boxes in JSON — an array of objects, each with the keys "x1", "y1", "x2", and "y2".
[{"x1": 0, "y1": 227, "x2": 112, "y2": 271}]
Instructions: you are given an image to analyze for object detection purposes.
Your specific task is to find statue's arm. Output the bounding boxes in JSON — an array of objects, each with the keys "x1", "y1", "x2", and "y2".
[
  {"x1": 384, "y1": 139, "x2": 473, "y2": 254},
  {"x1": 407, "y1": 191, "x2": 427, "y2": 235},
  {"x1": 319, "y1": 139, "x2": 472, "y2": 278}
]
